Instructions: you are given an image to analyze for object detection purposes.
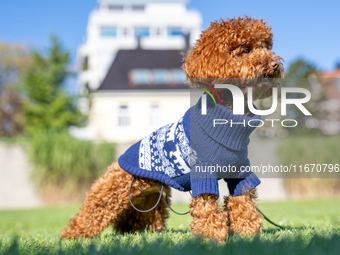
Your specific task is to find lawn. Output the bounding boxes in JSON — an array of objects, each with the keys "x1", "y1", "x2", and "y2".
[{"x1": 0, "y1": 200, "x2": 340, "y2": 254}]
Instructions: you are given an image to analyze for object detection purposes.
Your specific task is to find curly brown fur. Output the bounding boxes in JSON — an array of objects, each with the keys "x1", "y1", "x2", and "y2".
[
  {"x1": 183, "y1": 16, "x2": 284, "y2": 111},
  {"x1": 183, "y1": 16, "x2": 283, "y2": 80},
  {"x1": 60, "y1": 162, "x2": 170, "y2": 239},
  {"x1": 113, "y1": 187, "x2": 170, "y2": 233},
  {"x1": 189, "y1": 194, "x2": 228, "y2": 243},
  {"x1": 224, "y1": 189, "x2": 263, "y2": 236}
]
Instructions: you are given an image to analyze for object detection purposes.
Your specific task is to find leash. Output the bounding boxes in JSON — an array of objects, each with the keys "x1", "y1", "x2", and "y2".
[
  {"x1": 257, "y1": 207, "x2": 286, "y2": 230},
  {"x1": 129, "y1": 176, "x2": 192, "y2": 215},
  {"x1": 166, "y1": 195, "x2": 189, "y2": 215},
  {"x1": 165, "y1": 191, "x2": 192, "y2": 215},
  {"x1": 129, "y1": 176, "x2": 191, "y2": 214},
  {"x1": 128, "y1": 176, "x2": 164, "y2": 213},
  {"x1": 129, "y1": 177, "x2": 286, "y2": 230}
]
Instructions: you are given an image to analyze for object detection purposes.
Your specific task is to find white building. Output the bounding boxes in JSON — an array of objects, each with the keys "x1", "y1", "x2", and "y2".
[
  {"x1": 73, "y1": 0, "x2": 202, "y2": 146},
  {"x1": 77, "y1": 0, "x2": 202, "y2": 93},
  {"x1": 87, "y1": 49, "x2": 191, "y2": 145}
]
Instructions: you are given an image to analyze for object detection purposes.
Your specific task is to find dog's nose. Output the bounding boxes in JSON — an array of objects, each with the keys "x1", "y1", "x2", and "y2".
[{"x1": 270, "y1": 61, "x2": 278, "y2": 71}]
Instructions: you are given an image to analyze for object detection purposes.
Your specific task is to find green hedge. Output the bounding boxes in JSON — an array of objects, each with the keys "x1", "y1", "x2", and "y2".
[
  {"x1": 28, "y1": 132, "x2": 115, "y2": 201},
  {"x1": 278, "y1": 135, "x2": 340, "y2": 166},
  {"x1": 278, "y1": 135, "x2": 340, "y2": 197}
]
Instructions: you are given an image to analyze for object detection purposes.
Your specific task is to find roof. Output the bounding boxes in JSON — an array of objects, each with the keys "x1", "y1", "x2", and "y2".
[
  {"x1": 318, "y1": 68, "x2": 340, "y2": 98},
  {"x1": 98, "y1": 49, "x2": 190, "y2": 91},
  {"x1": 319, "y1": 69, "x2": 340, "y2": 79}
]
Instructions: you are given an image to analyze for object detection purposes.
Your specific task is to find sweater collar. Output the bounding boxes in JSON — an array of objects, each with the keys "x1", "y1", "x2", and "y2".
[{"x1": 190, "y1": 95, "x2": 261, "y2": 151}]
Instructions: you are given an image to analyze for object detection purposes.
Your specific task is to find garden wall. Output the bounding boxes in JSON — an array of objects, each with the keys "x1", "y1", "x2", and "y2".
[{"x1": 0, "y1": 143, "x2": 41, "y2": 209}]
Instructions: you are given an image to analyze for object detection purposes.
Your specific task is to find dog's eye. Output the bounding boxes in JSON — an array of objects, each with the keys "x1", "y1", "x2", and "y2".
[{"x1": 243, "y1": 49, "x2": 250, "y2": 54}]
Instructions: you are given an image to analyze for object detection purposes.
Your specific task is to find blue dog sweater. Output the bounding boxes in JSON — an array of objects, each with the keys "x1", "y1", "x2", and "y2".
[{"x1": 118, "y1": 96, "x2": 261, "y2": 197}]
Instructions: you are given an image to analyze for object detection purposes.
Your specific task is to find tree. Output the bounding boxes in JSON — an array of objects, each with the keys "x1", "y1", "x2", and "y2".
[
  {"x1": 256, "y1": 58, "x2": 321, "y2": 138},
  {"x1": 0, "y1": 88, "x2": 23, "y2": 137},
  {"x1": 284, "y1": 58, "x2": 323, "y2": 135},
  {"x1": 0, "y1": 43, "x2": 30, "y2": 137},
  {"x1": 0, "y1": 43, "x2": 30, "y2": 87},
  {"x1": 22, "y1": 37, "x2": 85, "y2": 134},
  {"x1": 285, "y1": 58, "x2": 317, "y2": 78}
]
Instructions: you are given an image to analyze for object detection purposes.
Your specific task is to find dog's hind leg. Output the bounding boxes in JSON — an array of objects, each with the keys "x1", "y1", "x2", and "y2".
[
  {"x1": 135, "y1": 185, "x2": 171, "y2": 232},
  {"x1": 60, "y1": 162, "x2": 164, "y2": 239},
  {"x1": 113, "y1": 185, "x2": 171, "y2": 233},
  {"x1": 224, "y1": 188, "x2": 262, "y2": 236},
  {"x1": 189, "y1": 194, "x2": 228, "y2": 243}
]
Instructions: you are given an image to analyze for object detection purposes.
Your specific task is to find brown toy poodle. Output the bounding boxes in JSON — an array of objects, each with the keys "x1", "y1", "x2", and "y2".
[{"x1": 60, "y1": 16, "x2": 283, "y2": 243}]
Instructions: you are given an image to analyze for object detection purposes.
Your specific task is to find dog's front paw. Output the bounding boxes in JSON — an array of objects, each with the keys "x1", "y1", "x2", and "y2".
[
  {"x1": 190, "y1": 211, "x2": 228, "y2": 243},
  {"x1": 224, "y1": 193, "x2": 262, "y2": 237},
  {"x1": 189, "y1": 194, "x2": 228, "y2": 243}
]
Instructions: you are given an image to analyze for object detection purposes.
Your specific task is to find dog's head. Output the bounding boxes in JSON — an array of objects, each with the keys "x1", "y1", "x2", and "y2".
[{"x1": 183, "y1": 16, "x2": 284, "y2": 101}]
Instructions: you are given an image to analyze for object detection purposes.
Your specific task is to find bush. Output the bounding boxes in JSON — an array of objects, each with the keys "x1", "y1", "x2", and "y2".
[
  {"x1": 278, "y1": 135, "x2": 340, "y2": 198},
  {"x1": 28, "y1": 132, "x2": 115, "y2": 203}
]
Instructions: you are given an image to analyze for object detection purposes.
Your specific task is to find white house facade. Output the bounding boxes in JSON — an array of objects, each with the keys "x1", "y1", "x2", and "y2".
[
  {"x1": 77, "y1": 0, "x2": 202, "y2": 93},
  {"x1": 89, "y1": 90, "x2": 190, "y2": 143}
]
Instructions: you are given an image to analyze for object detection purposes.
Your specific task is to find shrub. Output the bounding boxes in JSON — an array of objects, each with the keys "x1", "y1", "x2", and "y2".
[
  {"x1": 28, "y1": 131, "x2": 115, "y2": 203},
  {"x1": 278, "y1": 135, "x2": 340, "y2": 198}
]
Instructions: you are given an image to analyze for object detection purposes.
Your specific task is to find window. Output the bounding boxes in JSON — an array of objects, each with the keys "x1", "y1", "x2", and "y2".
[
  {"x1": 131, "y1": 69, "x2": 186, "y2": 85},
  {"x1": 119, "y1": 105, "x2": 130, "y2": 127},
  {"x1": 132, "y1": 5, "x2": 145, "y2": 11},
  {"x1": 131, "y1": 69, "x2": 151, "y2": 84},
  {"x1": 153, "y1": 69, "x2": 169, "y2": 84},
  {"x1": 171, "y1": 69, "x2": 186, "y2": 84},
  {"x1": 100, "y1": 27, "x2": 117, "y2": 37},
  {"x1": 108, "y1": 5, "x2": 124, "y2": 11},
  {"x1": 150, "y1": 105, "x2": 161, "y2": 127},
  {"x1": 167, "y1": 27, "x2": 183, "y2": 37},
  {"x1": 134, "y1": 27, "x2": 150, "y2": 38}
]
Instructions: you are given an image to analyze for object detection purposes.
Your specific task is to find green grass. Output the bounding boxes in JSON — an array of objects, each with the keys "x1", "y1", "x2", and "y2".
[{"x1": 0, "y1": 200, "x2": 340, "y2": 254}]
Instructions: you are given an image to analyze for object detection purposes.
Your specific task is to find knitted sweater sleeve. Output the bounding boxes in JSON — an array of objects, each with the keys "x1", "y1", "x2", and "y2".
[
  {"x1": 190, "y1": 161, "x2": 220, "y2": 197},
  {"x1": 223, "y1": 158, "x2": 261, "y2": 196}
]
